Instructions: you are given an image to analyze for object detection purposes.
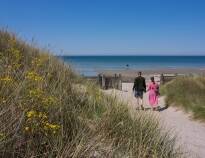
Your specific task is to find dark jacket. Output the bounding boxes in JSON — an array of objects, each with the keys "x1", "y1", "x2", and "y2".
[{"x1": 133, "y1": 76, "x2": 146, "y2": 92}]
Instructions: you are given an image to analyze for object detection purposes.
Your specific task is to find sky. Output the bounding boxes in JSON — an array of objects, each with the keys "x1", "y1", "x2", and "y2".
[{"x1": 0, "y1": 0, "x2": 205, "y2": 55}]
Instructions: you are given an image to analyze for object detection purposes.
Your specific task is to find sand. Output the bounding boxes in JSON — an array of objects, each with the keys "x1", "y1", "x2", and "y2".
[
  {"x1": 104, "y1": 82, "x2": 205, "y2": 158},
  {"x1": 99, "y1": 68, "x2": 205, "y2": 77}
]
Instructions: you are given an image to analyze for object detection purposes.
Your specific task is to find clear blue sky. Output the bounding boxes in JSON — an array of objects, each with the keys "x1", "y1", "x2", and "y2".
[{"x1": 0, "y1": 0, "x2": 205, "y2": 55}]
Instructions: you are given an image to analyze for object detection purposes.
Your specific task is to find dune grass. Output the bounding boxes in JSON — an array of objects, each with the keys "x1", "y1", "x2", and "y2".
[
  {"x1": 161, "y1": 77, "x2": 205, "y2": 121},
  {"x1": 0, "y1": 30, "x2": 181, "y2": 157}
]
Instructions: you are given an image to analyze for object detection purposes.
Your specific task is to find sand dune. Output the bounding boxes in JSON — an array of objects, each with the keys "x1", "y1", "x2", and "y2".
[{"x1": 104, "y1": 82, "x2": 205, "y2": 158}]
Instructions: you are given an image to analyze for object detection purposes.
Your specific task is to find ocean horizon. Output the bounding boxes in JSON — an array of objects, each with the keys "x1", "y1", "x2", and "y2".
[{"x1": 58, "y1": 55, "x2": 205, "y2": 76}]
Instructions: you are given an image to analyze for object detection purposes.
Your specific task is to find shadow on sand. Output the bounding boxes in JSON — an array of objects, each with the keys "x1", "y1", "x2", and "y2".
[
  {"x1": 136, "y1": 105, "x2": 169, "y2": 112},
  {"x1": 158, "y1": 105, "x2": 169, "y2": 112}
]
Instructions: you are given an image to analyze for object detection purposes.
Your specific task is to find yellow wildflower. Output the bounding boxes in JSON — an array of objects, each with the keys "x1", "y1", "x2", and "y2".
[
  {"x1": 0, "y1": 76, "x2": 13, "y2": 84},
  {"x1": 26, "y1": 110, "x2": 36, "y2": 118},
  {"x1": 44, "y1": 122, "x2": 60, "y2": 130},
  {"x1": 38, "y1": 112, "x2": 48, "y2": 119},
  {"x1": 9, "y1": 47, "x2": 22, "y2": 61},
  {"x1": 38, "y1": 112, "x2": 43, "y2": 118},
  {"x1": 42, "y1": 96, "x2": 57, "y2": 106},
  {"x1": 31, "y1": 56, "x2": 48, "y2": 67},
  {"x1": 13, "y1": 49, "x2": 21, "y2": 59},
  {"x1": 0, "y1": 97, "x2": 6, "y2": 103},
  {"x1": 29, "y1": 89, "x2": 44, "y2": 98},
  {"x1": 49, "y1": 124, "x2": 60, "y2": 129},
  {"x1": 25, "y1": 71, "x2": 43, "y2": 81},
  {"x1": 25, "y1": 127, "x2": 29, "y2": 131}
]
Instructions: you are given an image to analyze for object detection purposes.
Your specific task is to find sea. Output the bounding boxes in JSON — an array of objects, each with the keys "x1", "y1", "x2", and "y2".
[{"x1": 58, "y1": 56, "x2": 205, "y2": 76}]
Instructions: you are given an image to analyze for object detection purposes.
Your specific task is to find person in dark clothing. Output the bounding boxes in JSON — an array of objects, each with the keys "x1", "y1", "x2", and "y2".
[{"x1": 133, "y1": 71, "x2": 146, "y2": 110}]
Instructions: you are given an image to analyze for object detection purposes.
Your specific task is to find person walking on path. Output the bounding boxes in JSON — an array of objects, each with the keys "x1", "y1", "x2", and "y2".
[
  {"x1": 147, "y1": 76, "x2": 159, "y2": 111},
  {"x1": 132, "y1": 71, "x2": 146, "y2": 110}
]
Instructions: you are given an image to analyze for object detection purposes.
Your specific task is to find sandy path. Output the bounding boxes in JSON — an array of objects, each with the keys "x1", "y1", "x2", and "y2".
[{"x1": 104, "y1": 83, "x2": 205, "y2": 158}]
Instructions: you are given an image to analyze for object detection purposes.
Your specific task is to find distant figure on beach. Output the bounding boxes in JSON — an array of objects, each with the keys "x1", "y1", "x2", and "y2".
[
  {"x1": 132, "y1": 71, "x2": 146, "y2": 110},
  {"x1": 126, "y1": 64, "x2": 129, "y2": 69},
  {"x1": 147, "y1": 76, "x2": 159, "y2": 110}
]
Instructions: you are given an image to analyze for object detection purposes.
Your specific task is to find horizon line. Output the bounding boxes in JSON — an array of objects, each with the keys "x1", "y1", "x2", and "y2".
[{"x1": 56, "y1": 54, "x2": 205, "y2": 56}]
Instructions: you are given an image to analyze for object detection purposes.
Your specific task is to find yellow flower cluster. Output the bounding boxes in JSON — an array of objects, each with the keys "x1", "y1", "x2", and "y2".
[
  {"x1": 31, "y1": 56, "x2": 48, "y2": 67},
  {"x1": 0, "y1": 97, "x2": 6, "y2": 104},
  {"x1": 12, "y1": 48, "x2": 21, "y2": 60},
  {"x1": 26, "y1": 110, "x2": 47, "y2": 119},
  {"x1": 3, "y1": 41, "x2": 23, "y2": 71},
  {"x1": 8, "y1": 47, "x2": 23, "y2": 63},
  {"x1": 28, "y1": 89, "x2": 58, "y2": 107},
  {"x1": 26, "y1": 71, "x2": 43, "y2": 81},
  {"x1": 26, "y1": 110, "x2": 36, "y2": 118},
  {"x1": 32, "y1": 57, "x2": 41, "y2": 66},
  {"x1": 25, "y1": 110, "x2": 60, "y2": 134},
  {"x1": 7, "y1": 53, "x2": 60, "y2": 137},
  {"x1": 1, "y1": 36, "x2": 61, "y2": 138},
  {"x1": 0, "y1": 76, "x2": 14, "y2": 84},
  {"x1": 29, "y1": 89, "x2": 44, "y2": 98},
  {"x1": 42, "y1": 96, "x2": 57, "y2": 106},
  {"x1": 44, "y1": 122, "x2": 60, "y2": 134}
]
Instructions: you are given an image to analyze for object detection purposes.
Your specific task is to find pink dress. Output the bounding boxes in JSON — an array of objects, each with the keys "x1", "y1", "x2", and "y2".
[{"x1": 148, "y1": 82, "x2": 159, "y2": 107}]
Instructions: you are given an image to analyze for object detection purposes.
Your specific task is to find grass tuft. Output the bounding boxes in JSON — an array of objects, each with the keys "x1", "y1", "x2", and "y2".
[{"x1": 161, "y1": 77, "x2": 205, "y2": 121}]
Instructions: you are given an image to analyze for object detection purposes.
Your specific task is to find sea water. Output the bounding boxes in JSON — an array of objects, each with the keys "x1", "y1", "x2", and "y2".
[{"x1": 58, "y1": 56, "x2": 205, "y2": 76}]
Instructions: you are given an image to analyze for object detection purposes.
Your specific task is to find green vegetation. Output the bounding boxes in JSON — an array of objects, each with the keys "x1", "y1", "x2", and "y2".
[
  {"x1": 0, "y1": 30, "x2": 181, "y2": 157},
  {"x1": 161, "y1": 77, "x2": 205, "y2": 121}
]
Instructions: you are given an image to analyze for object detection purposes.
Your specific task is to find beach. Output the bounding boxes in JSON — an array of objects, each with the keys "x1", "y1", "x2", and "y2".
[
  {"x1": 99, "y1": 68, "x2": 205, "y2": 76},
  {"x1": 97, "y1": 68, "x2": 205, "y2": 83}
]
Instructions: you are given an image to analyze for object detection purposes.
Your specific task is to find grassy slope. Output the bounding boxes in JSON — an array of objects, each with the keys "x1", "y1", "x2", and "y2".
[
  {"x1": 161, "y1": 77, "x2": 205, "y2": 121},
  {"x1": 0, "y1": 30, "x2": 180, "y2": 157}
]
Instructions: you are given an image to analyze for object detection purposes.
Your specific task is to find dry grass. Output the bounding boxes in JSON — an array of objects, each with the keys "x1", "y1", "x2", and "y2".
[
  {"x1": 0, "y1": 30, "x2": 181, "y2": 157},
  {"x1": 161, "y1": 77, "x2": 205, "y2": 121}
]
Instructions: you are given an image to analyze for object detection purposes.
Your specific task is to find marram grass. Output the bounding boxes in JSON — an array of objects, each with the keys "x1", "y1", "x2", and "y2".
[
  {"x1": 161, "y1": 77, "x2": 205, "y2": 121},
  {"x1": 0, "y1": 30, "x2": 182, "y2": 157}
]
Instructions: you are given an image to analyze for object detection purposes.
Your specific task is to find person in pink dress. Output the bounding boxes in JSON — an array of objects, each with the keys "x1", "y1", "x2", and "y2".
[{"x1": 147, "y1": 77, "x2": 159, "y2": 111}]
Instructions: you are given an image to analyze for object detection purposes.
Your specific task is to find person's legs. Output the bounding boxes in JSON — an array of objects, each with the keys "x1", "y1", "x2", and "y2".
[
  {"x1": 134, "y1": 91, "x2": 139, "y2": 109},
  {"x1": 136, "y1": 97, "x2": 140, "y2": 109},
  {"x1": 137, "y1": 97, "x2": 140, "y2": 106},
  {"x1": 139, "y1": 91, "x2": 144, "y2": 110},
  {"x1": 135, "y1": 91, "x2": 142, "y2": 109},
  {"x1": 141, "y1": 100, "x2": 144, "y2": 110},
  {"x1": 135, "y1": 91, "x2": 145, "y2": 110}
]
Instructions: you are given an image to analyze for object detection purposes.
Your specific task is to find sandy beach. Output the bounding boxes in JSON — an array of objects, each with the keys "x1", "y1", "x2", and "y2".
[
  {"x1": 96, "y1": 68, "x2": 205, "y2": 84},
  {"x1": 104, "y1": 79, "x2": 205, "y2": 158},
  {"x1": 99, "y1": 68, "x2": 205, "y2": 76}
]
